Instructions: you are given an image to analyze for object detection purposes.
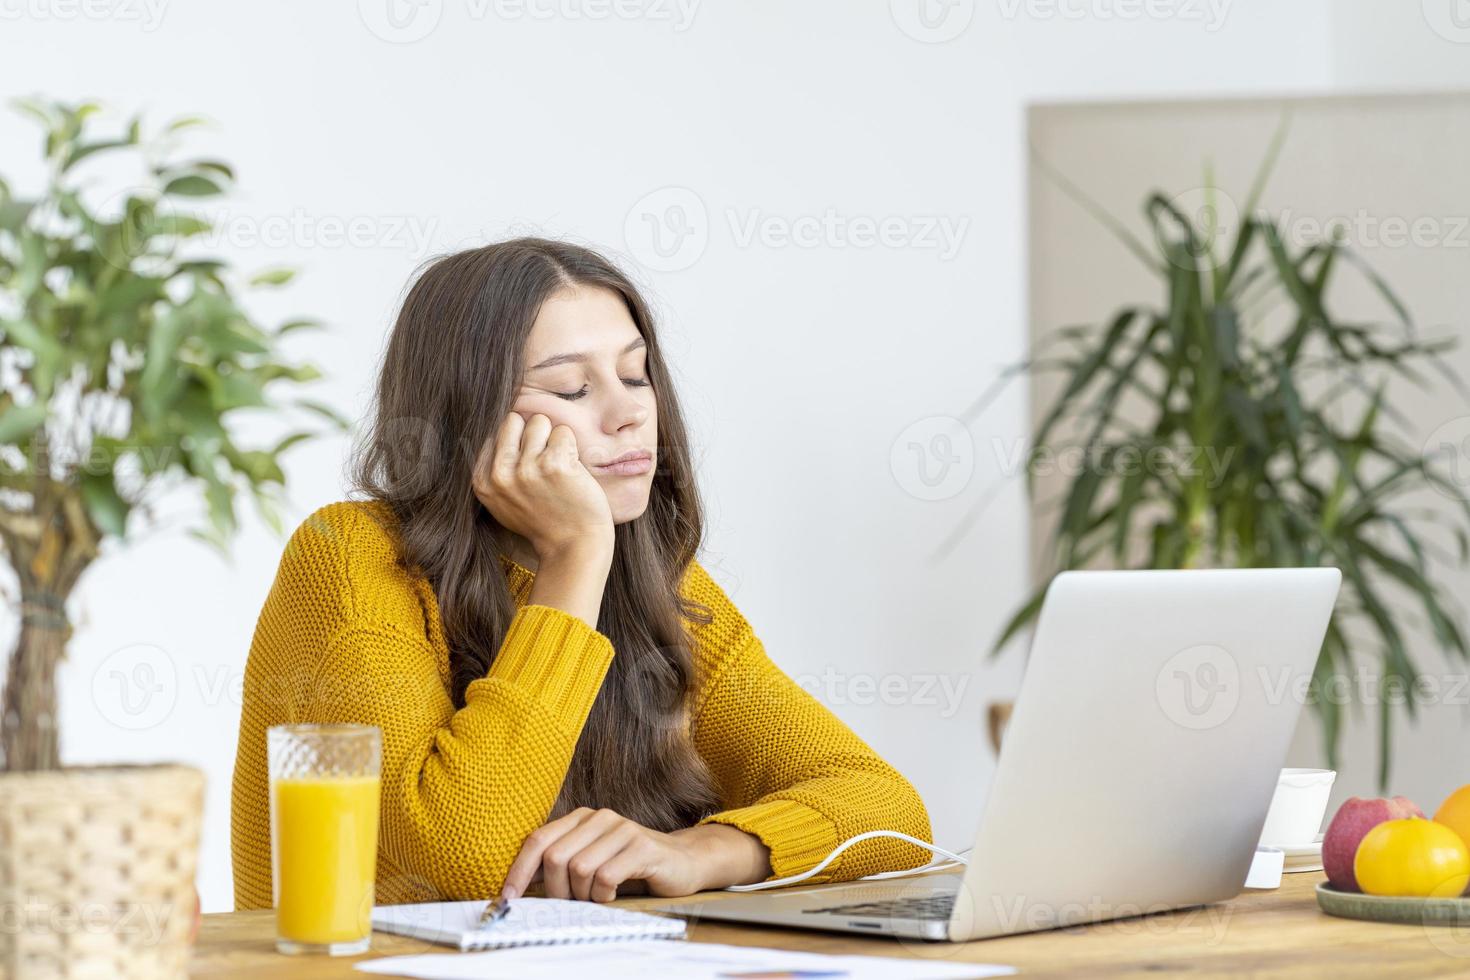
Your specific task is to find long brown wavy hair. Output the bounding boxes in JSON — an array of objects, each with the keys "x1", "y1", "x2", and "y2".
[{"x1": 348, "y1": 237, "x2": 723, "y2": 831}]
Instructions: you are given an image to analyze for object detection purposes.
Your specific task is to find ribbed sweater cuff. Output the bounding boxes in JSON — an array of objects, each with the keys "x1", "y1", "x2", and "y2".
[
  {"x1": 478, "y1": 604, "x2": 615, "y2": 726},
  {"x1": 699, "y1": 799, "x2": 840, "y2": 881}
]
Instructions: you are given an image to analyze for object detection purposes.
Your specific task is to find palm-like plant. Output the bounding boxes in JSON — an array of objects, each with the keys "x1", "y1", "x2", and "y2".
[
  {"x1": 976, "y1": 136, "x2": 1470, "y2": 787},
  {"x1": 0, "y1": 98, "x2": 346, "y2": 772}
]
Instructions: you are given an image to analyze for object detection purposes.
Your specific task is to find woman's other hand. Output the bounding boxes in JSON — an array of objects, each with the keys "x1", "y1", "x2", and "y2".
[{"x1": 501, "y1": 807, "x2": 772, "y2": 903}]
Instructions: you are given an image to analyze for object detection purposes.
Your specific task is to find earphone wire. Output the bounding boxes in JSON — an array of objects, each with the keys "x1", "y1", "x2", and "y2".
[{"x1": 724, "y1": 831, "x2": 972, "y2": 892}]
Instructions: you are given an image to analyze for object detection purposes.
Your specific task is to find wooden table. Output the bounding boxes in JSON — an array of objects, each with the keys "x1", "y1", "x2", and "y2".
[{"x1": 191, "y1": 873, "x2": 1470, "y2": 978}]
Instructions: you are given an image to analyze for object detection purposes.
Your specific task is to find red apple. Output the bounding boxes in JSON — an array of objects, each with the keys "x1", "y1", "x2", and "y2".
[{"x1": 1322, "y1": 796, "x2": 1424, "y2": 891}]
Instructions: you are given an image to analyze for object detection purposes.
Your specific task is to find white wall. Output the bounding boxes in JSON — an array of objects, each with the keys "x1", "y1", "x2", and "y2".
[
  {"x1": 1, "y1": 0, "x2": 1340, "y2": 912},
  {"x1": 1332, "y1": 0, "x2": 1470, "y2": 90}
]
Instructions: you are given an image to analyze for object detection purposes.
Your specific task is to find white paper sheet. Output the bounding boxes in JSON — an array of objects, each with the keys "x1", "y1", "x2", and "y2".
[{"x1": 354, "y1": 938, "x2": 1014, "y2": 979}]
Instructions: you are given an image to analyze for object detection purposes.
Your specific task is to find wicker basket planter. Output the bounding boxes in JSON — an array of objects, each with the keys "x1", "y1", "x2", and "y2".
[{"x1": 0, "y1": 763, "x2": 205, "y2": 980}]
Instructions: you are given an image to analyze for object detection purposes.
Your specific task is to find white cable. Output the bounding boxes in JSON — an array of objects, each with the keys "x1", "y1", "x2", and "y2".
[{"x1": 724, "y1": 831, "x2": 971, "y2": 892}]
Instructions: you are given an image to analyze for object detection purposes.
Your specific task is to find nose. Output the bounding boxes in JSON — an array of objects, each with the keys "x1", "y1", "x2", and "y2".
[{"x1": 603, "y1": 386, "x2": 649, "y2": 434}]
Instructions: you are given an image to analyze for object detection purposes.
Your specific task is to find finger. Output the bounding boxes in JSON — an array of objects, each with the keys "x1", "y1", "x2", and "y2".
[
  {"x1": 543, "y1": 423, "x2": 582, "y2": 469},
  {"x1": 567, "y1": 822, "x2": 639, "y2": 901},
  {"x1": 502, "y1": 808, "x2": 595, "y2": 899},
  {"x1": 589, "y1": 837, "x2": 658, "y2": 903},
  {"x1": 540, "y1": 809, "x2": 626, "y2": 900},
  {"x1": 484, "y1": 414, "x2": 525, "y2": 487},
  {"x1": 518, "y1": 413, "x2": 553, "y2": 465}
]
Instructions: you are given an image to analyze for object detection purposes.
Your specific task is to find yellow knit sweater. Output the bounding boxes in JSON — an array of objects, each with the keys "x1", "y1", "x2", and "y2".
[{"x1": 230, "y1": 499, "x2": 932, "y2": 910}]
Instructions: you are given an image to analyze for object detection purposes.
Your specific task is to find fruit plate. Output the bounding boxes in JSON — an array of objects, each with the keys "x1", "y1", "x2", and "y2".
[{"x1": 1316, "y1": 883, "x2": 1470, "y2": 925}]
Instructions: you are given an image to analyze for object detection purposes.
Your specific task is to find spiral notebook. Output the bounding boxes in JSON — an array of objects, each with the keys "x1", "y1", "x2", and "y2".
[{"x1": 370, "y1": 898, "x2": 686, "y2": 950}]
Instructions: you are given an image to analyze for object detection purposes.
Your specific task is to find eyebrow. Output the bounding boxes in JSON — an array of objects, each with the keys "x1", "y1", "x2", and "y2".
[{"x1": 528, "y1": 337, "x2": 647, "y2": 372}]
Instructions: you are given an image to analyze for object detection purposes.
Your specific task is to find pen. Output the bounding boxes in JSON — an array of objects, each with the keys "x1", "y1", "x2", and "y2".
[{"x1": 476, "y1": 895, "x2": 510, "y2": 928}]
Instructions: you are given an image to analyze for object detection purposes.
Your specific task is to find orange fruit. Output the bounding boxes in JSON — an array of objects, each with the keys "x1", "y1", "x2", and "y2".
[
  {"x1": 1434, "y1": 784, "x2": 1470, "y2": 853},
  {"x1": 1355, "y1": 818, "x2": 1470, "y2": 898}
]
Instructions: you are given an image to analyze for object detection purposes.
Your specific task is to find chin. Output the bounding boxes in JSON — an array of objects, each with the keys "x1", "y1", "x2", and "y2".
[{"x1": 607, "y1": 486, "x2": 653, "y2": 525}]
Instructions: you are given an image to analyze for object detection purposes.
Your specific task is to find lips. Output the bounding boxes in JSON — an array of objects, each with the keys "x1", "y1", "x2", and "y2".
[
  {"x1": 598, "y1": 450, "x2": 652, "y2": 467},
  {"x1": 593, "y1": 450, "x2": 653, "y2": 476}
]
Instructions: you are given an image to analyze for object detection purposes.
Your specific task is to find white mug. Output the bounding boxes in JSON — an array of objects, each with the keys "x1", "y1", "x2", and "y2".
[{"x1": 1257, "y1": 768, "x2": 1336, "y2": 846}]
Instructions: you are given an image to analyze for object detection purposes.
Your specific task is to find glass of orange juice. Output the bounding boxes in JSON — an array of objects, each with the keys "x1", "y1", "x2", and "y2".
[{"x1": 267, "y1": 723, "x2": 382, "y2": 955}]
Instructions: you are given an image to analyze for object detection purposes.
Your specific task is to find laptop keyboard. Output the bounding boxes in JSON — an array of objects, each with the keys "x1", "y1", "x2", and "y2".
[{"x1": 802, "y1": 893, "x2": 956, "y2": 921}]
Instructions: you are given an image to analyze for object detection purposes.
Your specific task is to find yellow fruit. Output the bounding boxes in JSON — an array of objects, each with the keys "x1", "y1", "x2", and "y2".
[
  {"x1": 1355, "y1": 818, "x2": 1470, "y2": 898},
  {"x1": 1434, "y1": 784, "x2": 1470, "y2": 853}
]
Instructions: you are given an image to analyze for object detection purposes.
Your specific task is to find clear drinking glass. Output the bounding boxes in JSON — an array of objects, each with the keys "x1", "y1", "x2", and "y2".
[{"x1": 267, "y1": 723, "x2": 382, "y2": 955}]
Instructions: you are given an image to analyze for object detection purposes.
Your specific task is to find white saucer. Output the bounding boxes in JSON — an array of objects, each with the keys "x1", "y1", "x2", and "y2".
[
  {"x1": 1275, "y1": 832, "x2": 1325, "y2": 856},
  {"x1": 1266, "y1": 833, "x2": 1324, "y2": 872}
]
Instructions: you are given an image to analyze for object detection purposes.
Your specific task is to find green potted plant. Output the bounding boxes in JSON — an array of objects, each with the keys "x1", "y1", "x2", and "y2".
[
  {"x1": 0, "y1": 98, "x2": 344, "y2": 978},
  {"x1": 978, "y1": 135, "x2": 1470, "y2": 788}
]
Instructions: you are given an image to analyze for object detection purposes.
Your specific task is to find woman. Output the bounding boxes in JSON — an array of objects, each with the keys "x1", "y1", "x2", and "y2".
[{"x1": 229, "y1": 237, "x2": 932, "y2": 909}]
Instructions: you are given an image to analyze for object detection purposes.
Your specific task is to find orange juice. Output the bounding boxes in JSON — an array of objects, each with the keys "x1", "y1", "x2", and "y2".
[{"x1": 271, "y1": 775, "x2": 380, "y2": 946}]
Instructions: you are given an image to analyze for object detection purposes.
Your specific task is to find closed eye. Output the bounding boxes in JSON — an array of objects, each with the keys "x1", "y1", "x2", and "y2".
[{"x1": 555, "y1": 378, "x2": 652, "y2": 401}]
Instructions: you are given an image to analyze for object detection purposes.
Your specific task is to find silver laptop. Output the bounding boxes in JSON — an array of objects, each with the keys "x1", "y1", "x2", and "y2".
[{"x1": 658, "y1": 567, "x2": 1341, "y2": 941}]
